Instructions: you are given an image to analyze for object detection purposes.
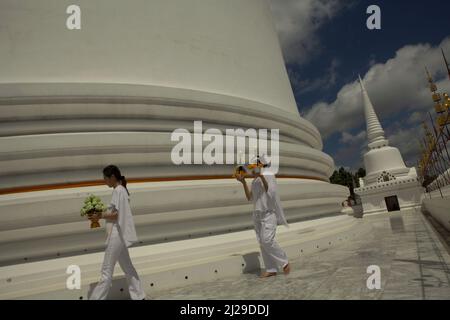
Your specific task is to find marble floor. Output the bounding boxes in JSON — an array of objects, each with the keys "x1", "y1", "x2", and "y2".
[{"x1": 150, "y1": 207, "x2": 450, "y2": 300}]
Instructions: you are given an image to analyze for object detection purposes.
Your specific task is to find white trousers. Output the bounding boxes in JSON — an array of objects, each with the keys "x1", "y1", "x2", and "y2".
[
  {"x1": 253, "y1": 210, "x2": 289, "y2": 273},
  {"x1": 89, "y1": 226, "x2": 146, "y2": 300}
]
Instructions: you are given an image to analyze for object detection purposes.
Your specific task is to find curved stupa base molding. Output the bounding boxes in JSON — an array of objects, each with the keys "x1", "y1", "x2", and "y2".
[{"x1": 0, "y1": 179, "x2": 348, "y2": 266}]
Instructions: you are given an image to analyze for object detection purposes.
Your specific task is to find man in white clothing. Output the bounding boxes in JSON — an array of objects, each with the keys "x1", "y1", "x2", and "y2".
[{"x1": 235, "y1": 155, "x2": 290, "y2": 278}]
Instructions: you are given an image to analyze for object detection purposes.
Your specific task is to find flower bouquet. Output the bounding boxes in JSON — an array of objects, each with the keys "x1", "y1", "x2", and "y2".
[{"x1": 80, "y1": 194, "x2": 107, "y2": 228}]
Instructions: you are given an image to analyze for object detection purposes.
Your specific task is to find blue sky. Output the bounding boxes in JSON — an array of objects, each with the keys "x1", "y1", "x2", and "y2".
[{"x1": 270, "y1": 0, "x2": 450, "y2": 171}]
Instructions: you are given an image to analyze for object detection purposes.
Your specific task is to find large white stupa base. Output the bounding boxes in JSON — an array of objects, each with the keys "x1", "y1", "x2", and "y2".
[
  {"x1": 0, "y1": 214, "x2": 364, "y2": 300},
  {"x1": 0, "y1": 179, "x2": 348, "y2": 267}
]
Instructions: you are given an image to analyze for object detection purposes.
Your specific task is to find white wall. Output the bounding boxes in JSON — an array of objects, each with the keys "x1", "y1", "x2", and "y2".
[{"x1": 422, "y1": 186, "x2": 450, "y2": 232}]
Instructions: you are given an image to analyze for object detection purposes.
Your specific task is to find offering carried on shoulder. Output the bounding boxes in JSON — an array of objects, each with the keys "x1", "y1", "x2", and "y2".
[
  {"x1": 232, "y1": 165, "x2": 247, "y2": 178},
  {"x1": 232, "y1": 162, "x2": 264, "y2": 178}
]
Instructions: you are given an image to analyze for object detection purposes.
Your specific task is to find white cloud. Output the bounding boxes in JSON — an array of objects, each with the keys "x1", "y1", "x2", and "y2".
[
  {"x1": 340, "y1": 130, "x2": 366, "y2": 144},
  {"x1": 305, "y1": 37, "x2": 450, "y2": 140},
  {"x1": 269, "y1": 2, "x2": 450, "y2": 170},
  {"x1": 333, "y1": 164, "x2": 351, "y2": 171},
  {"x1": 407, "y1": 111, "x2": 426, "y2": 125},
  {"x1": 387, "y1": 127, "x2": 422, "y2": 167},
  {"x1": 333, "y1": 124, "x2": 424, "y2": 170},
  {"x1": 291, "y1": 58, "x2": 340, "y2": 94},
  {"x1": 333, "y1": 134, "x2": 367, "y2": 171},
  {"x1": 269, "y1": 0, "x2": 346, "y2": 65}
]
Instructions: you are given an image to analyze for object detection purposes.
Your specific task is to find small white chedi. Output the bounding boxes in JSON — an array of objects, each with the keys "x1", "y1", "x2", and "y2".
[{"x1": 354, "y1": 77, "x2": 423, "y2": 214}]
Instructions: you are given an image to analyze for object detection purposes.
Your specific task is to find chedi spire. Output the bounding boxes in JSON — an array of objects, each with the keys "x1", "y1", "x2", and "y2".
[{"x1": 358, "y1": 75, "x2": 389, "y2": 149}]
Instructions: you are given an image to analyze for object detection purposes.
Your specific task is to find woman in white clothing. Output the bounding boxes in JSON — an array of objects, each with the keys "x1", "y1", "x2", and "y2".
[
  {"x1": 235, "y1": 155, "x2": 290, "y2": 278},
  {"x1": 89, "y1": 165, "x2": 146, "y2": 300}
]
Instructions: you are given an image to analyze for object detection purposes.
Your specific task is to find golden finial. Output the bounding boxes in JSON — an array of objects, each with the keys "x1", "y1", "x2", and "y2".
[
  {"x1": 425, "y1": 67, "x2": 432, "y2": 82},
  {"x1": 442, "y1": 48, "x2": 450, "y2": 81},
  {"x1": 425, "y1": 67, "x2": 438, "y2": 92}
]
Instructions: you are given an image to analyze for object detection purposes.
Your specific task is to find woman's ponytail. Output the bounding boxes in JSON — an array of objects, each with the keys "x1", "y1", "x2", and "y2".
[{"x1": 120, "y1": 175, "x2": 130, "y2": 195}]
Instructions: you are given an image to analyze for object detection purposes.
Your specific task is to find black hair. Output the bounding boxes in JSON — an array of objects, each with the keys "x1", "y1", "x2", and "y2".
[
  {"x1": 103, "y1": 165, "x2": 130, "y2": 195},
  {"x1": 256, "y1": 156, "x2": 269, "y2": 168}
]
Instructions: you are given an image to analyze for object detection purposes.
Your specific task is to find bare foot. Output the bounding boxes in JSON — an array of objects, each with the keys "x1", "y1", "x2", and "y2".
[
  {"x1": 259, "y1": 271, "x2": 277, "y2": 278},
  {"x1": 283, "y1": 263, "x2": 291, "y2": 275}
]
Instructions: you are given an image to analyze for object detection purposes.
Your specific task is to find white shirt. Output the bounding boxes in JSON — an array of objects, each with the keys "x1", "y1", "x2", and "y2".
[
  {"x1": 251, "y1": 176, "x2": 271, "y2": 213},
  {"x1": 106, "y1": 185, "x2": 138, "y2": 247},
  {"x1": 250, "y1": 171, "x2": 288, "y2": 227}
]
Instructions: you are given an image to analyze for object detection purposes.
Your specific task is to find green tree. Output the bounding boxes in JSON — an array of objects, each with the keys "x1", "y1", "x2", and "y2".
[
  {"x1": 329, "y1": 167, "x2": 365, "y2": 197},
  {"x1": 356, "y1": 168, "x2": 366, "y2": 179}
]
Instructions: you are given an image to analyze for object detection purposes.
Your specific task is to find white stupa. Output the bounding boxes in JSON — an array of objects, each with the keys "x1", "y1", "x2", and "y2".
[
  {"x1": 354, "y1": 76, "x2": 423, "y2": 214},
  {"x1": 0, "y1": 0, "x2": 348, "y2": 267}
]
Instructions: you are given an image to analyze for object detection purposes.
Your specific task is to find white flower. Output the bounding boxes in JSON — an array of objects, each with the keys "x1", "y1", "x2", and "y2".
[{"x1": 80, "y1": 194, "x2": 105, "y2": 217}]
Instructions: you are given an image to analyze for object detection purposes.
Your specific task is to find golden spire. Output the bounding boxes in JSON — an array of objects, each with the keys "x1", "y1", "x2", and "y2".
[
  {"x1": 425, "y1": 66, "x2": 449, "y2": 127},
  {"x1": 425, "y1": 66, "x2": 433, "y2": 83},
  {"x1": 419, "y1": 66, "x2": 450, "y2": 185},
  {"x1": 422, "y1": 121, "x2": 436, "y2": 154},
  {"x1": 442, "y1": 48, "x2": 450, "y2": 81}
]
